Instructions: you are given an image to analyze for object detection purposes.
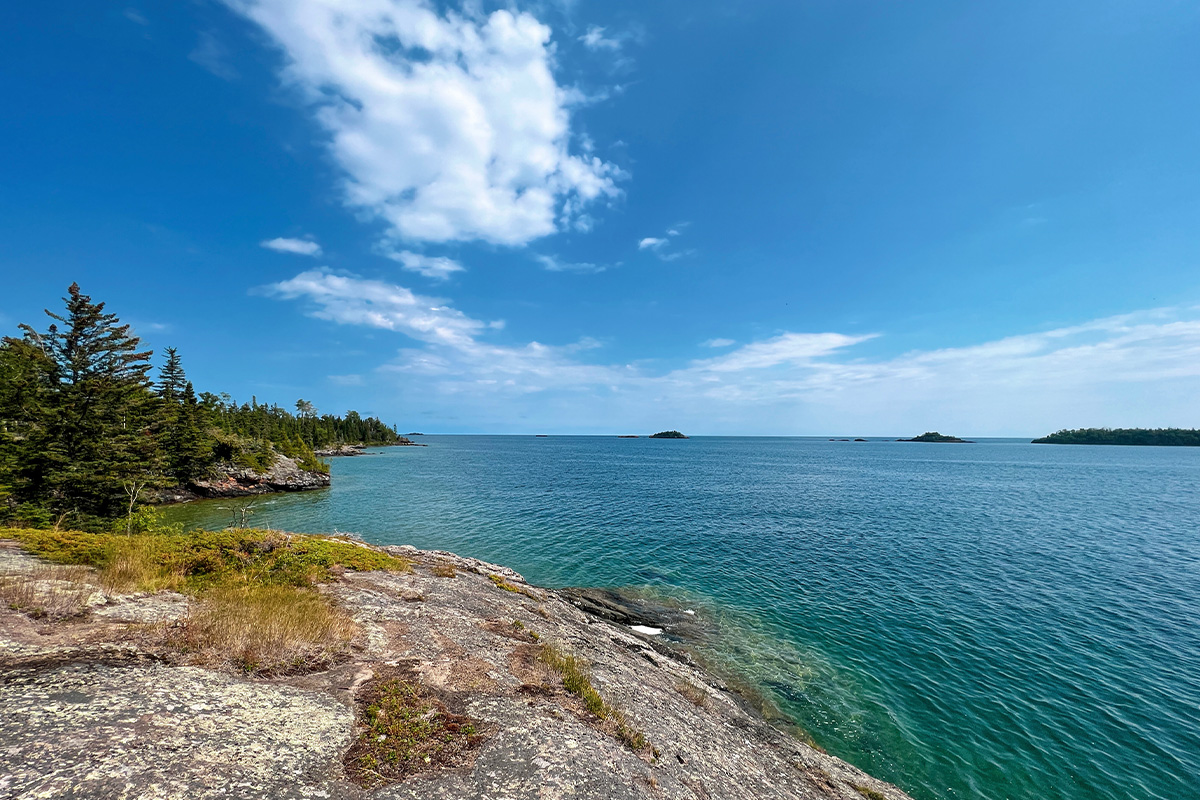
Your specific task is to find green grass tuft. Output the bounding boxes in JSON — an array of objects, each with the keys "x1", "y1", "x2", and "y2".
[
  {"x1": 537, "y1": 642, "x2": 651, "y2": 752},
  {"x1": 487, "y1": 573, "x2": 540, "y2": 599}
]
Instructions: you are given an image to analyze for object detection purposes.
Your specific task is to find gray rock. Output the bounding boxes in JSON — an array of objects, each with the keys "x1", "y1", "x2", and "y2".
[{"x1": 0, "y1": 544, "x2": 914, "y2": 800}]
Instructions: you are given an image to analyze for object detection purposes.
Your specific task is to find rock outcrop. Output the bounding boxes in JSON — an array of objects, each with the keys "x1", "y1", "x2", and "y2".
[
  {"x1": 188, "y1": 453, "x2": 331, "y2": 498},
  {"x1": 0, "y1": 541, "x2": 915, "y2": 800}
]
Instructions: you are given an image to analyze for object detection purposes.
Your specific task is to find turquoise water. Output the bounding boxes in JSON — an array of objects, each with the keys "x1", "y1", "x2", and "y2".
[{"x1": 163, "y1": 436, "x2": 1200, "y2": 800}]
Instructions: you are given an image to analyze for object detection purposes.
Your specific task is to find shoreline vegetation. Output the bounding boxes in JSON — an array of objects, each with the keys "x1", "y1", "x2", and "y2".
[
  {"x1": 0, "y1": 285, "x2": 410, "y2": 531},
  {"x1": 1032, "y1": 427, "x2": 1200, "y2": 446},
  {"x1": 0, "y1": 524, "x2": 914, "y2": 799}
]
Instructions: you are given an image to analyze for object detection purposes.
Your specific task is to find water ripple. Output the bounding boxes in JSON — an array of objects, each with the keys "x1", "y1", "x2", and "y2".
[{"x1": 165, "y1": 437, "x2": 1200, "y2": 800}]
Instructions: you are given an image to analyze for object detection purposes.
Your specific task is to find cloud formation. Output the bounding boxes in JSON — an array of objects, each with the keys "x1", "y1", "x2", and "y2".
[
  {"x1": 534, "y1": 254, "x2": 607, "y2": 273},
  {"x1": 266, "y1": 270, "x2": 1200, "y2": 434},
  {"x1": 189, "y1": 32, "x2": 238, "y2": 80},
  {"x1": 579, "y1": 26, "x2": 622, "y2": 51},
  {"x1": 225, "y1": 0, "x2": 622, "y2": 246},
  {"x1": 384, "y1": 250, "x2": 465, "y2": 280},
  {"x1": 637, "y1": 226, "x2": 692, "y2": 261},
  {"x1": 267, "y1": 269, "x2": 491, "y2": 348},
  {"x1": 261, "y1": 237, "x2": 322, "y2": 256}
]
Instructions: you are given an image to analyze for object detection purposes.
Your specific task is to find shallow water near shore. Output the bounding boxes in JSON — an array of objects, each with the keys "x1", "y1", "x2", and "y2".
[{"x1": 163, "y1": 435, "x2": 1200, "y2": 800}]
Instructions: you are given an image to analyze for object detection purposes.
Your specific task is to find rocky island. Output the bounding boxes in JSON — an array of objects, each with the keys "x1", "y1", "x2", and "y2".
[
  {"x1": 898, "y1": 432, "x2": 972, "y2": 443},
  {"x1": 649, "y1": 431, "x2": 688, "y2": 439},
  {"x1": 0, "y1": 529, "x2": 914, "y2": 800}
]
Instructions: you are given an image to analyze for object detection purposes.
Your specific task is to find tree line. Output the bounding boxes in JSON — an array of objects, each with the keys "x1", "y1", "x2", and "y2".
[
  {"x1": 0, "y1": 284, "x2": 406, "y2": 528},
  {"x1": 1032, "y1": 428, "x2": 1200, "y2": 446}
]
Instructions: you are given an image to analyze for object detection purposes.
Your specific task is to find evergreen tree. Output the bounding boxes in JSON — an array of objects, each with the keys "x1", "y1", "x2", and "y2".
[
  {"x1": 157, "y1": 347, "x2": 186, "y2": 404},
  {"x1": 167, "y1": 381, "x2": 212, "y2": 481},
  {"x1": 18, "y1": 283, "x2": 160, "y2": 519},
  {"x1": 0, "y1": 338, "x2": 55, "y2": 514}
]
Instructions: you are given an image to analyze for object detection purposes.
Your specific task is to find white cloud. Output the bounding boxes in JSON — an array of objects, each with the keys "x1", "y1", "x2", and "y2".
[
  {"x1": 266, "y1": 271, "x2": 1200, "y2": 434},
  {"x1": 579, "y1": 26, "x2": 621, "y2": 51},
  {"x1": 124, "y1": 8, "x2": 149, "y2": 26},
  {"x1": 384, "y1": 250, "x2": 465, "y2": 280},
  {"x1": 224, "y1": 0, "x2": 622, "y2": 246},
  {"x1": 328, "y1": 373, "x2": 365, "y2": 386},
  {"x1": 638, "y1": 225, "x2": 692, "y2": 260},
  {"x1": 267, "y1": 269, "x2": 489, "y2": 348},
  {"x1": 189, "y1": 32, "x2": 238, "y2": 80},
  {"x1": 686, "y1": 332, "x2": 876, "y2": 373},
  {"x1": 535, "y1": 254, "x2": 607, "y2": 273},
  {"x1": 702, "y1": 338, "x2": 735, "y2": 348},
  {"x1": 261, "y1": 237, "x2": 322, "y2": 256}
]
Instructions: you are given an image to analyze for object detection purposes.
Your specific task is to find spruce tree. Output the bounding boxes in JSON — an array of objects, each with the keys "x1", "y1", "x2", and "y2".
[
  {"x1": 157, "y1": 347, "x2": 186, "y2": 404},
  {"x1": 170, "y1": 381, "x2": 213, "y2": 481},
  {"x1": 19, "y1": 283, "x2": 160, "y2": 520},
  {"x1": 0, "y1": 338, "x2": 55, "y2": 516}
]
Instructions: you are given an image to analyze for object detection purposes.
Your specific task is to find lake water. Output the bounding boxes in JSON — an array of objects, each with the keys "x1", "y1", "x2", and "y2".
[{"x1": 163, "y1": 436, "x2": 1200, "y2": 800}]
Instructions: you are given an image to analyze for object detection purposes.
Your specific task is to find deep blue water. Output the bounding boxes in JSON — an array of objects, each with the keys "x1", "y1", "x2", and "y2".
[{"x1": 163, "y1": 436, "x2": 1200, "y2": 800}]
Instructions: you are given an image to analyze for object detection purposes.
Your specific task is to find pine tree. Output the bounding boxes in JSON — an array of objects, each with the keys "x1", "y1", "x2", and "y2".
[
  {"x1": 0, "y1": 338, "x2": 55, "y2": 516},
  {"x1": 169, "y1": 381, "x2": 212, "y2": 481},
  {"x1": 157, "y1": 347, "x2": 186, "y2": 404},
  {"x1": 19, "y1": 283, "x2": 160, "y2": 520}
]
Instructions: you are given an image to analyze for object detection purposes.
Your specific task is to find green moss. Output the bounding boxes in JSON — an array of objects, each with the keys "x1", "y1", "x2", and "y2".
[
  {"x1": 853, "y1": 786, "x2": 888, "y2": 800},
  {"x1": 344, "y1": 674, "x2": 485, "y2": 786}
]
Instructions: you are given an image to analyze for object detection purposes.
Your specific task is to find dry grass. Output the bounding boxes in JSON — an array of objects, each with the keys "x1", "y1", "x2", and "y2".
[
  {"x1": 675, "y1": 681, "x2": 710, "y2": 708},
  {"x1": 0, "y1": 564, "x2": 98, "y2": 620},
  {"x1": 853, "y1": 786, "x2": 889, "y2": 800},
  {"x1": 174, "y1": 583, "x2": 359, "y2": 675},
  {"x1": 100, "y1": 536, "x2": 182, "y2": 594},
  {"x1": 429, "y1": 562, "x2": 457, "y2": 578},
  {"x1": 5, "y1": 528, "x2": 412, "y2": 591},
  {"x1": 537, "y1": 642, "x2": 653, "y2": 754}
]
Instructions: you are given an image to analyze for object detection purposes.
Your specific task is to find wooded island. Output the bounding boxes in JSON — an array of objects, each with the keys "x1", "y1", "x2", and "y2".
[{"x1": 1032, "y1": 428, "x2": 1200, "y2": 446}]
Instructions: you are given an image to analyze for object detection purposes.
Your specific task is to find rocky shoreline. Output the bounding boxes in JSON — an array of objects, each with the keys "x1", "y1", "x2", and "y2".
[
  {"x1": 149, "y1": 440, "x2": 429, "y2": 504},
  {"x1": 146, "y1": 453, "x2": 332, "y2": 504},
  {"x1": 0, "y1": 539, "x2": 914, "y2": 800}
]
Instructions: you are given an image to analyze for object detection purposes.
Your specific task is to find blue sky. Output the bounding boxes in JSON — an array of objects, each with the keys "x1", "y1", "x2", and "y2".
[{"x1": 3, "y1": 1, "x2": 1199, "y2": 435}]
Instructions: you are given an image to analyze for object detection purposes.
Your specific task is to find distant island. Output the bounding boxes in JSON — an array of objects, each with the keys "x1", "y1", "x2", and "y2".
[
  {"x1": 899, "y1": 432, "x2": 972, "y2": 443},
  {"x1": 649, "y1": 430, "x2": 688, "y2": 439},
  {"x1": 1033, "y1": 428, "x2": 1200, "y2": 446},
  {"x1": 617, "y1": 435, "x2": 639, "y2": 438}
]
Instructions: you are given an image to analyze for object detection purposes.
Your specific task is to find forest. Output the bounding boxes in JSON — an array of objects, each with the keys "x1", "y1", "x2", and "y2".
[
  {"x1": 0, "y1": 284, "x2": 406, "y2": 529},
  {"x1": 1032, "y1": 428, "x2": 1200, "y2": 446}
]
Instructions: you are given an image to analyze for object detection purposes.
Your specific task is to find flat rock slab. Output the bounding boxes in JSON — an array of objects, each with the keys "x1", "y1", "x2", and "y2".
[{"x1": 0, "y1": 661, "x2": 356, "y2": 800}]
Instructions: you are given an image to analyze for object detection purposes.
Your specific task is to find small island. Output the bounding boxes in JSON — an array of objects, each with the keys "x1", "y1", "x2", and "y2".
[
  {"x1": 898, "y1": 432, "x2": 972, "y2": 443},
  {"x1": 649, "y1": 430, "x2": 688, "y2": 439},
  {"x1": 617, "y1": 435, "x2": 639, "y2": 438},
  {"x1": 1033, "y1": 428, "x2": 1200, "y2": 446}
]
